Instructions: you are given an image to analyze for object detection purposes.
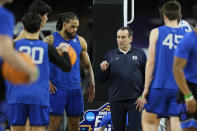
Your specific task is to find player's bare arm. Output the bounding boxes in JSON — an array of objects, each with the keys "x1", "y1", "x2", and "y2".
[
  {"x1": 137, "y1": 28, "x2": 158, "y2": 111},
  {"x1": 43, "y1": 35, "x2": 57, "y2": 94},
  {"x1": 173, "y1": 57, "x2": 197, "y2": 114},
  {"x1": 79, "y1": 35, "x2": 95, "y2": 102},
  {"x1": 43, "y1": 35, "x2": 54, "y2": 45},
  {"x1": 143, "y1": 28, "x2": 158, "y2": 97}
]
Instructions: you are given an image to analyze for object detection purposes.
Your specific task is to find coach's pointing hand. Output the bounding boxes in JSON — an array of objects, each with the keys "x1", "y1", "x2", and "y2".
[{"x1": 100, "y1": 61, "x2": 110, "y2": 71}]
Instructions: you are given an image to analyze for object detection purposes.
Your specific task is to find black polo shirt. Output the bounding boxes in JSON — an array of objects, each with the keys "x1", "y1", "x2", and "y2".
[{"x1": 98, "y1": 45, "x2": 146, "y2": 102}]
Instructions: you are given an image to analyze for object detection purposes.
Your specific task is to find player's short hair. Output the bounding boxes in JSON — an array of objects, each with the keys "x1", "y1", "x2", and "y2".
[
  {"x1": 160, "y1": 1, "x2": 181, "y2": 21},
  {"x1": 22, "y1": 13, "x2": 42, "y2": 33},
  {"x1": 56, "y1": 12, "x2": 78, "y2": 31},
  {"x1": 28, "y1": 0, "x2": 51, "y2": 16},
  {"x1": 118, "y1": 27, "x2": 133, "y2": 37}
]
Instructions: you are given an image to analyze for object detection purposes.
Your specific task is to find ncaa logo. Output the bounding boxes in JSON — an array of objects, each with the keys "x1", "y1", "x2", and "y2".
[
  {"x1": 132, "y1": 56, "x2": 137, "y2": 60},
  {"x1": 85, "y1": 112, "x2": 95, "y2": 122}
]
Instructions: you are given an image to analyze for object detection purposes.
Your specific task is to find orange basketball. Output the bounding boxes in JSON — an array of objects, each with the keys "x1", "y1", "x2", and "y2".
[
  {"x1": 67, "y1": 46, "x2": 77, "y2": 66},
  {"x1": 2, "y1": 52, "x2": 36, "y2": 84}
]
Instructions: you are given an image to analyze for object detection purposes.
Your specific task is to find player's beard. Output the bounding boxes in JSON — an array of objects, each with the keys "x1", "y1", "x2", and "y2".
[{"x1": 64, "y1": 29, "x2": 76, "y2": 39}]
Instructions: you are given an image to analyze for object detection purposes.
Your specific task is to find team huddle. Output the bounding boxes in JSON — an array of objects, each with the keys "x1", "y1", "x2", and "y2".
[{"x1": 0, "y1": 0, "x2": 197, "y2": 131}]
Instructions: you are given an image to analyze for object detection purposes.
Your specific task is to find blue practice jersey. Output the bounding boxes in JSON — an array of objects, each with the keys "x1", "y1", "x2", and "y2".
[
  {"x1": 0, "y1": 6, "x2": 14, "y2": 38},
  {"x1": 6, "y1": 39, "x2": 50, "y2": 107},
  {"x1": 151, "y1": 26, "x2": 186, "y2": 89},
  {"x1": 175, "y1": 31, "x2": 197, "y2": 84},
  {"x1": 50, "y1": 32, "x2": 82, "y2": 89}
]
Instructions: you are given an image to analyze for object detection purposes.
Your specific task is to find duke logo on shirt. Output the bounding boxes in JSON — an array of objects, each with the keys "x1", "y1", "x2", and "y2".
[
  {"x1": 73, "y1": 39, "x2": 77, "y2": 43},
  {"x1": 132, "y1": 56, "x2": 137, "y2": 60}
]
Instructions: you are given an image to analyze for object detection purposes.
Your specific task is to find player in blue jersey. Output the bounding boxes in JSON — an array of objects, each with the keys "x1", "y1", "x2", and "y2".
[
  {"x1": 6, "y1": 13, "x2": 72, "y2": 131},
  {"x1": 173, "y1": 4, "x2": 197, "y2": 131},
  {"x1": 0, "y1": 0, "x2": 39, "y2": 130},
  {"x1": 136, "y1": 1, "x2": 187, "y2": 131},
  {"x1": 15, "y1": 0, "x2": 51, "y2": 41},
  {"x1": 44, "y1": 12, "x2": 95, "y2": 131}
]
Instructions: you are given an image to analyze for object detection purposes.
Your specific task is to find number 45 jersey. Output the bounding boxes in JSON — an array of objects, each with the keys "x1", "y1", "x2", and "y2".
[
  {"x1": 6, "y1": 39, "x2": 50, "y2": 107},
  {"x1": 151, "y1": 26, "x2": 187, "y2": 90}
]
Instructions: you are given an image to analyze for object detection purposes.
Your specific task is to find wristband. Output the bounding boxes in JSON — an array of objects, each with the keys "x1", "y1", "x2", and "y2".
[
  {"x1": 34, "y1": 69, "x2": 39, "y2": 78},
  {"x1": 140, "y1": 95, "x2": 142, "y2": 98},
  {"x1": 184, "y1": 93, "x2": 194, "y2": 102}
]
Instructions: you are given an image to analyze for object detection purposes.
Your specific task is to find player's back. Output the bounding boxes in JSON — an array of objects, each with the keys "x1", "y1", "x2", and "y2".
[
  {"x1": 151, "y1": 25, "x2": 186, "y2": 89},
  {"x1": 6, "y1": 38, "x2": 50, "y2": 107}
]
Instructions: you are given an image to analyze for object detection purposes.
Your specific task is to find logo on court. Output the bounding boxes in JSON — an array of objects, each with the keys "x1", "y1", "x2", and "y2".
[
  {"x1": 132, "y1": 56, "x2": 137, "y2": 60},
  {"x1": 80, "y1": 103, "x2": 111, "y2": 131},
  {"x1": 86, "y1": 112, "x2": 95, "y2": 122}
]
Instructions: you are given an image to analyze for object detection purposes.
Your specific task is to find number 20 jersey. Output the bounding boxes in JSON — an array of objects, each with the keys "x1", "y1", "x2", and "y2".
[
  {"x1": 150, "y1": 26, "x2": 187, "y2": 90},
  {"x1": 6, "y1": 39, "x2": 50, "y2": 107}
]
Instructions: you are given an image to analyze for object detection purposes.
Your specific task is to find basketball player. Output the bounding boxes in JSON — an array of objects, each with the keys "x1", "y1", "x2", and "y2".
[
  {"x1": 0, "y1": 0, "x2": 38, "y2": 130},
  {"x1": 7, "y1": 1, "x2": 52, "y2": 130},
  {"x1": 44, "y1": 12, "x2": 95, "y2": 131},
  {"x1": 173, "y1": 4, "x2": 197, "y2": 131},
  {"x1": 15, "y1": 0, "x2": 51, "y2": 41},
  {"x1": 6, "y1": 13, "x2": 72, "y2": 131},
  {"x1": 138, "y1": 1, "x2": 187, "y2": 131}
]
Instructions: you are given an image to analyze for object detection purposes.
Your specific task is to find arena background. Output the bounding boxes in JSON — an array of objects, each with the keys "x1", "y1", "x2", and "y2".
[{"x1": 4, "y1": 0, "x2": 197, "y2": 130}]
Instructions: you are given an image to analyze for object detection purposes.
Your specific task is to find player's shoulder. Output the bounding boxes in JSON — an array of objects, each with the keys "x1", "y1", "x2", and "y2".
[
  {"x1": 182, "y1": 31, "x2": 195, "y2": 43},
  {"x1": 77, "y1": 35, "x2": 86, "y2": 43},
  {"x1": 150, "y1": 27, "x2": 159, "y2": 35},
  {"x1": 0, "y1": 7, "x2": 13, "y2": 20}
]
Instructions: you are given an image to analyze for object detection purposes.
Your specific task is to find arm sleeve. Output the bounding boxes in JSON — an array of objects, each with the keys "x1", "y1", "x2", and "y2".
[
  {"x1": 175, "y1": 34, "x2": 193, "y2": 60},
  {"x1": 0, "y1": 11, "x2": 14, "y2": 38},
  {"x1": 48, "y1": 44, "x2": 72, "y2": 72}
]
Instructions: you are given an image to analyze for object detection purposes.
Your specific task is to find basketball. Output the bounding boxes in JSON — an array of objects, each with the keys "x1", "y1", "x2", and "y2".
[
  {"x1": 2, "y1": 52, "x2": 36, "y2": 84},
  {"x1": 67, "y1": 46, "x2": 77, "y2": 66},
  {"x1": 58, "y1": 45, "x2": 77, "y2": 66}
]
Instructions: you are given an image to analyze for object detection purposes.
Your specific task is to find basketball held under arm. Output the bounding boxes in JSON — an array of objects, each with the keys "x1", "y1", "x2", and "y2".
[{"x1": 0, "y1": 35, "x2": 38, "y2": 83}]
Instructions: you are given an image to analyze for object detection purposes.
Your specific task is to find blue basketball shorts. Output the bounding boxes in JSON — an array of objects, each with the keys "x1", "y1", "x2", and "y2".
[
  {"x1": 144, "y1": 88, "x2": 179, "y2": 117},
  {"x1": 8, "y1": 104, "x2": 49, "y2": 126},
  {"x1": 177, "y1": 81, "x2": 197, "y2": 129},
  {"x1": 49, "y1": 88, "x2": 84, "y2": 116}
]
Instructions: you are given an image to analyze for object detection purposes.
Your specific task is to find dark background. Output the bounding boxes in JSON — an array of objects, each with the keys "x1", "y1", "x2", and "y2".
[{"x1": 5, "y1": 0, "x2": 197, "y2": 109}]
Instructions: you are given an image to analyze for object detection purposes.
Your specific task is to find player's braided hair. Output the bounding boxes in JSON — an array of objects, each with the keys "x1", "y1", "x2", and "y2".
[{"x1": 56, "y1": 12, "x2": 78, "y2": 31}]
